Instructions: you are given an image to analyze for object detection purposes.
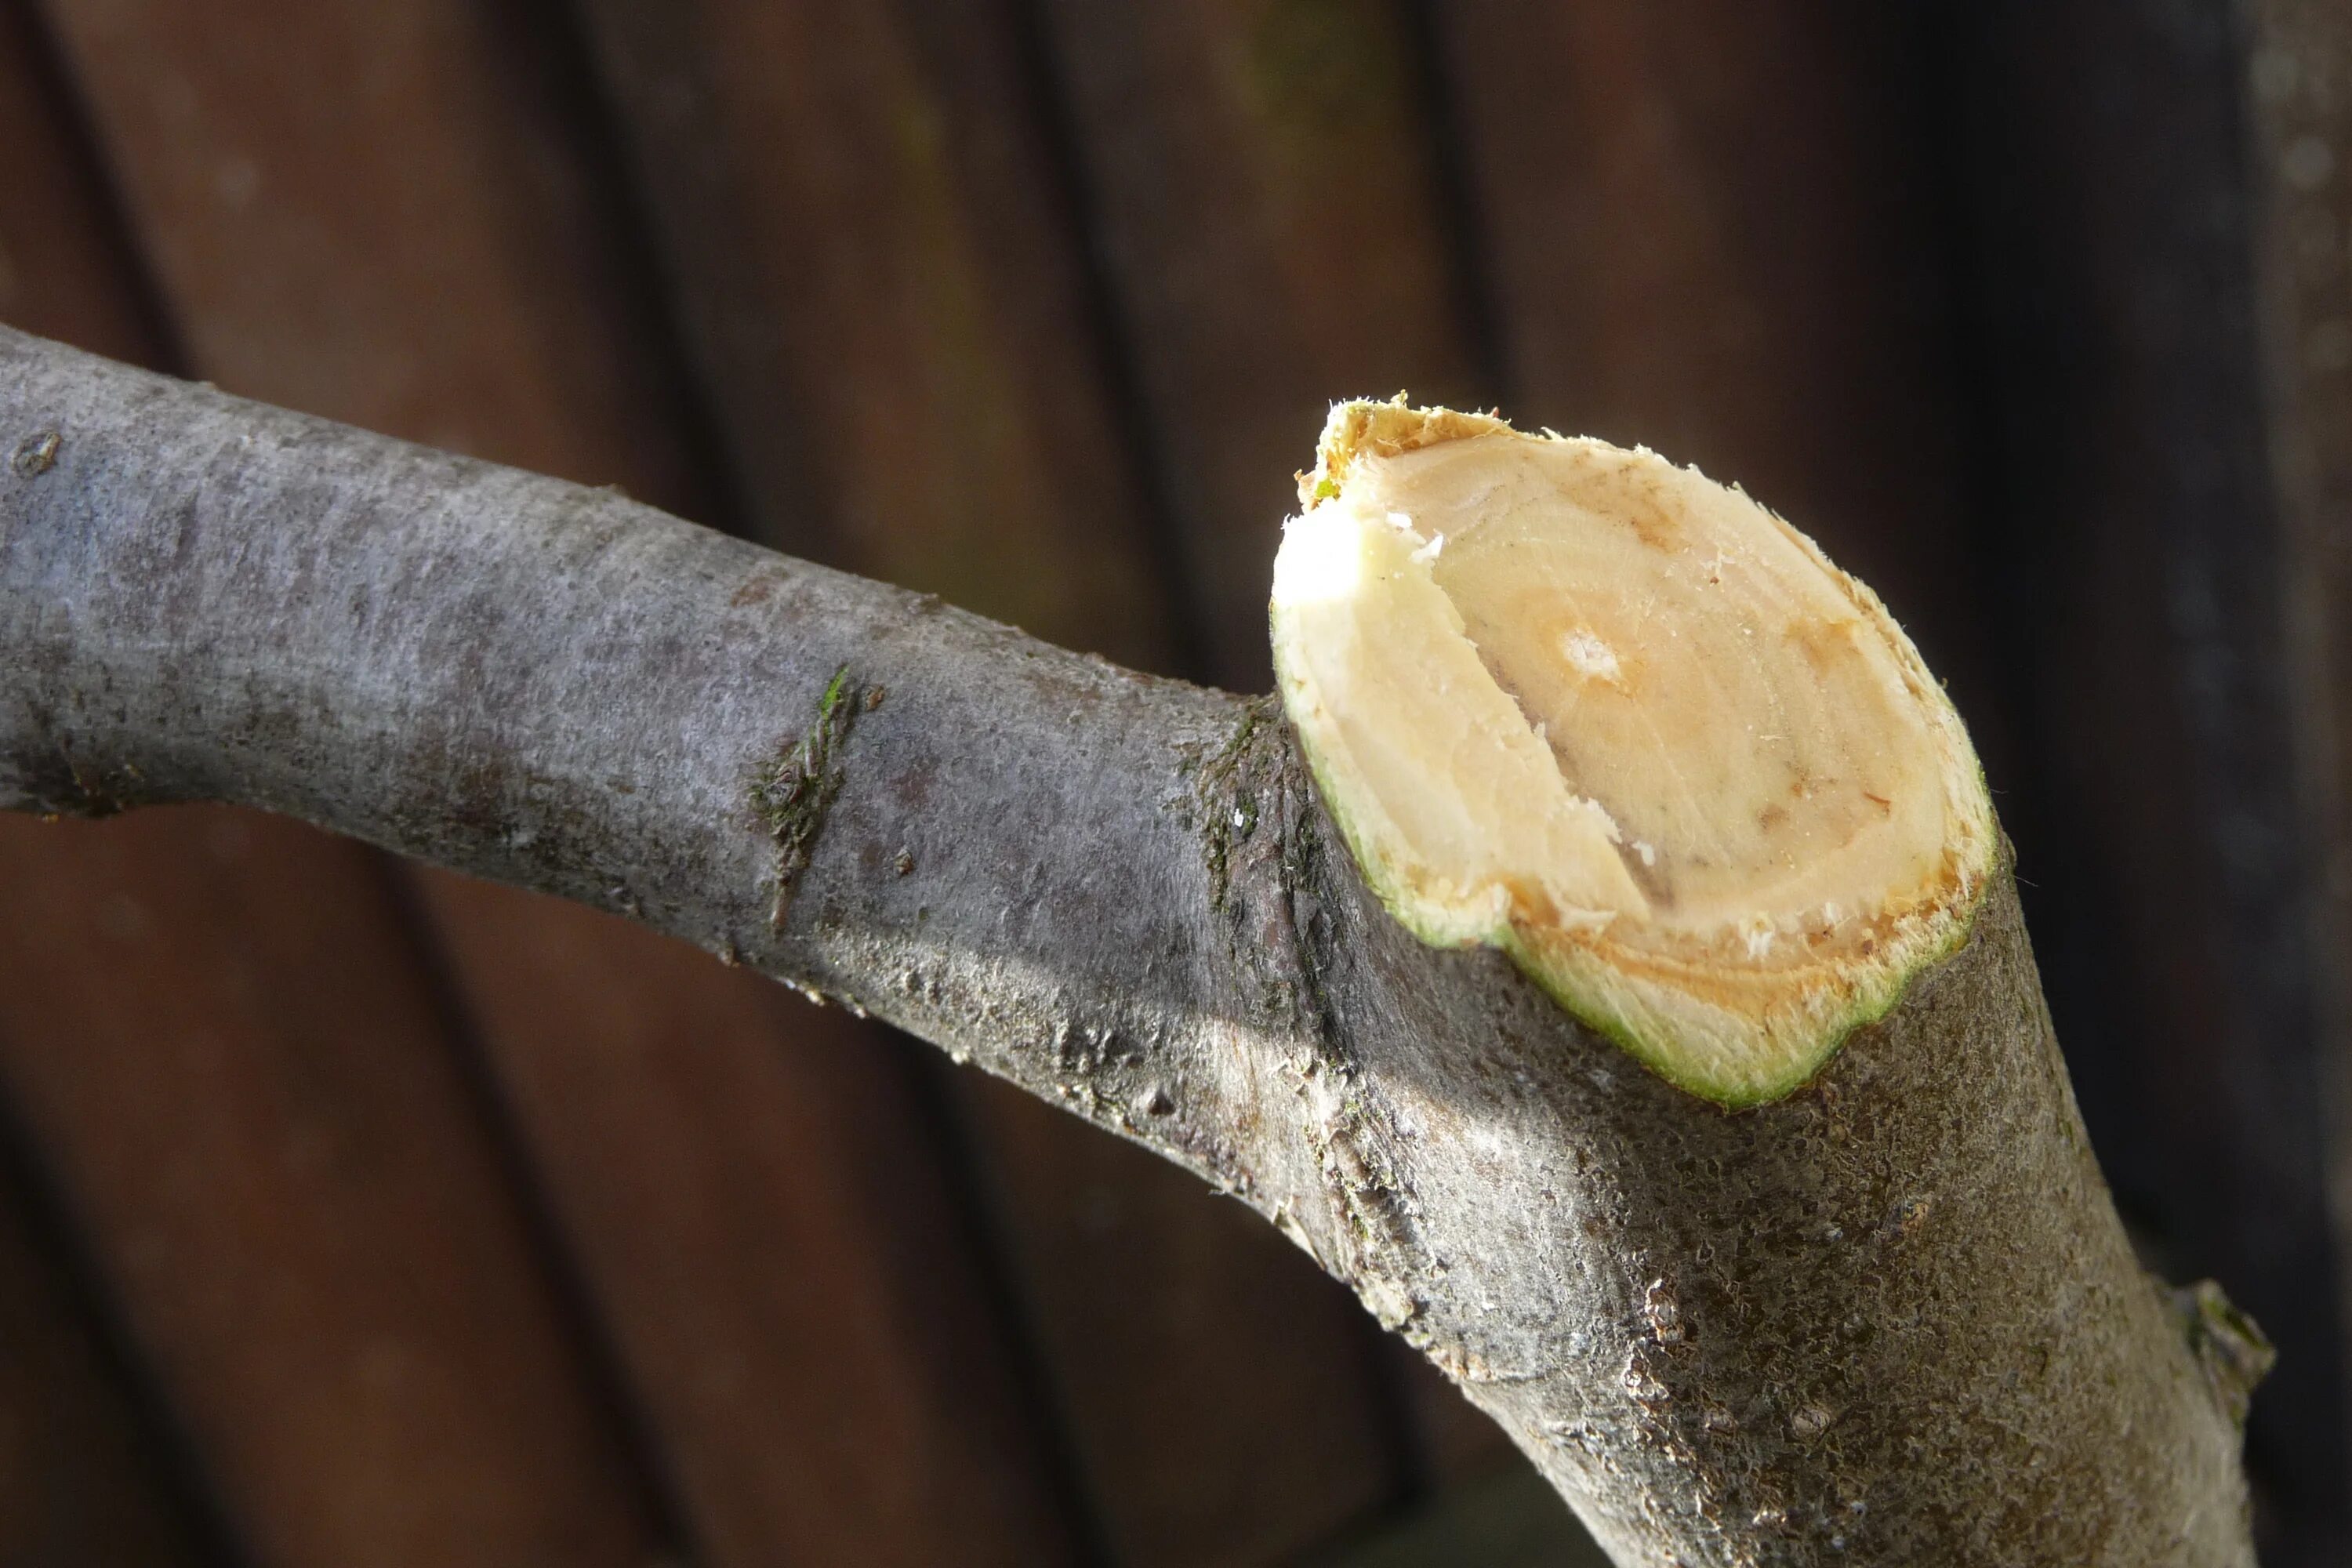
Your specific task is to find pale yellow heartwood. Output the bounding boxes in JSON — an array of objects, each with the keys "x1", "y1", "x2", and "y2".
[{"x1": 1270, "y1": 401, "x2": 1995, "y2": 1105}]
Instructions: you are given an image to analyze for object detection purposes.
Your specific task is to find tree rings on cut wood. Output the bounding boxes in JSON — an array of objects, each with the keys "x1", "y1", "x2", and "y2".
[{"x1": 1271, "y1": 399, "x2": 1994, "y2": 1104}]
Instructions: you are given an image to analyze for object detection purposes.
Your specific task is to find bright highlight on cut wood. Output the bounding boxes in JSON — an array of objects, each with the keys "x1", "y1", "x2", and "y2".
[{"x1": 1271, "y1": 400, "x2": 1996, "y2": 1105}]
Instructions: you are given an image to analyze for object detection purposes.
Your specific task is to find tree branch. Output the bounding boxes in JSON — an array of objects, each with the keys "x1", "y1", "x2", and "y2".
[{"x1": 0, "y1": 327, "x2": 2261, "y2": 1565}]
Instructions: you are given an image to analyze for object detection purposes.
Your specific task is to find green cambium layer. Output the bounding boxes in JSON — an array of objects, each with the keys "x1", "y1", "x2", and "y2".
[{"x1": 1269, "y1": 400, "x2": 1997, "y2": 1107}]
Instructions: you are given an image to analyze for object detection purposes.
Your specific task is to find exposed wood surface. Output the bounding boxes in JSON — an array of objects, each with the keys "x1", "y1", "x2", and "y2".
[
  {"x1": 1416, "y1": 0, "x2": 2016, "y2": 1500},
  {"x1": 1436, "y1": 2, "x2": 2001, "y2": 765},
  {"x1": 1027, "y1": 1, "x2": 1537, "y2": 1515}
]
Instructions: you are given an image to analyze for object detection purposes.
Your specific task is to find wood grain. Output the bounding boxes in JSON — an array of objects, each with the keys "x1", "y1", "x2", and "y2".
[
  {"x1": 0, "y1": 0, "x2": 169, "y2": 369},
  {"x1": 14, "y1": 0, "x2": 2318, "y2": 1559},
  {"x1": 572, "y1": 0, "x2": 1173, "y2": 665},
  {"x1": 1438, "y1": 1, "x2": 2002, "y2": 759}
]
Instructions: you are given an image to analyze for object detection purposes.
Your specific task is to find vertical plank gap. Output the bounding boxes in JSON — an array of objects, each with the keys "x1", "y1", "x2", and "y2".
[
  {"x1": 368, "y1": 858, "x2": 702, "y2": 1568},
  {"x1": 9, "y1": 0, "x2": 190, "y2": 375},
  {"x1": 0, "y1": 1060, "x2": 250, "y2": 1567},
  {"x1": 485, "y1": 0, "x2": 753, "y2": 539},
  {"x1": 896, "y1": 1047, "x2": 1121, "y2": 1568},
  {"x1": 1004, "y1": 0, "x2": 1214, "y2": 685},
  {"x1": 1398, "y1": 0, "x2": 1513, "y2": 408}
]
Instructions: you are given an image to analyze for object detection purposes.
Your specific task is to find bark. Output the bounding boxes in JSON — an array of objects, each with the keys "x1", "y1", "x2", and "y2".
[{"x1": 0, "y1": 327, "x2": 2266, "y2": 1565}]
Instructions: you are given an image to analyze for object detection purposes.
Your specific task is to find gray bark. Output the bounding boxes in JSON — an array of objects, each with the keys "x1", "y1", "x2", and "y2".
[{"x1": 0, "y1": 327, "x2": 2265, "y2": 1565}]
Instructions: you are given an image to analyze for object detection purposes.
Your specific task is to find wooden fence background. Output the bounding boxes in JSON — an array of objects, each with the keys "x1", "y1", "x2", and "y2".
[{"x1": 2, "y1": 2, "x2": 2349, "y2": 1564}]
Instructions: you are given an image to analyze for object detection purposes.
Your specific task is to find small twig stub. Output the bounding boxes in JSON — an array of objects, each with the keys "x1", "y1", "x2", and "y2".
[{"x1": 12, "y1": 430, "x2": 60, "y2": 478}]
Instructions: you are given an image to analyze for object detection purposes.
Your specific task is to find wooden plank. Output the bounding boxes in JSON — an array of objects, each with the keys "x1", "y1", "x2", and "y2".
[
  {"x1": 951, "y1": 1072, "x2": 1396, "y2": 1566},
  {"x1": 0, "y1": 0, "x2": 169, "y2": 368},
  {"x1": 0, "y1": 15, "x2": 223, "y2": 1565},
  {"x1": 0, "y1": 1115, "x2": 221, "y2": 1568},
  {"x1": 34, "y1": 0, "x2": 1089, "y2": 1561},
  {"x1": 36, "y1": 0, "x2": 702, "y2": 499},
  {"x1": 572, "y1": 2, "x2": 1408, "y2": 1560},
  {"x1": 2, "y1": 6, "x2": 667, "y2": 1564},
  {"x1": 1905, "y1": 2, "x2": 2343, "y2": 1559},
  {"x1": 1436, "y1": 2, "x2": 2004, "y2": 758},
  {"x1": 1033, "y1": 0, "x2": 1486, "y2": 692},
  {"x1": 571, "y1": 0, "x2": 1175, "y2": 666},
  {"x1": 0, "y1": 809, "x2": 666, "y2": 1568},
  {"x1": 2242, "y1": 5, "x2": 2352, "y2": 1553},
  {"x1": 419, "y1": 882, "x2": 1083, "y2": 1567}
]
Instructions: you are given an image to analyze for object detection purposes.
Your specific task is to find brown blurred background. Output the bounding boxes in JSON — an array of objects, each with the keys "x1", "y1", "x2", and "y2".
[{"x1": 1, "y1": 1, "x2": 2349, "y2": 1564}]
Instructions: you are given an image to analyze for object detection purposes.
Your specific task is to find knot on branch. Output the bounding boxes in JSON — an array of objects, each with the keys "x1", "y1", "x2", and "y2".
[
  {"x1": 14, "y1": 731, "x2": 154, "y2": 819},
  {"x1": 750, "y1": 665, "x2": 862, "y2": 927},
  {"x1": 1192, "y1": 698, "x2": 1430, "y2": 1325},
  {"x1": 2168, "y1": 1277, "x2": 2275, "y2": 1428},
  {"x1": 1293, "y1": 1057, "x2": 1427, "y2": 1330},
  {"x1": 1192, "y1": 695, "x2": 1338, "y2": 1038}
]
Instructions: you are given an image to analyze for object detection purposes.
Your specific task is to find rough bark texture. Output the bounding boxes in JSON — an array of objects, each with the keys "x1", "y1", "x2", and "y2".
[{"x1": 0, "y1": 328, "x2": 2263, "y2": 1565}]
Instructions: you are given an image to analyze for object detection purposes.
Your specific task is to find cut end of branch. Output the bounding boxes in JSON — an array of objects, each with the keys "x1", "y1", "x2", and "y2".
[
  {"x1": 1272, "y1": 398, "x2": 1996, "y2": 1105},
  {"x1": 2169, "y1": 1279, "x2": 2276, "y2": 1428}
]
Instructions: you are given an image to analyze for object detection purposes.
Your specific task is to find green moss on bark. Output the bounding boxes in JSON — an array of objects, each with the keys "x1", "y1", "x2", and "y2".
[{"x1": 750, "y1": 664, "x2": 859, "y2": 926}]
